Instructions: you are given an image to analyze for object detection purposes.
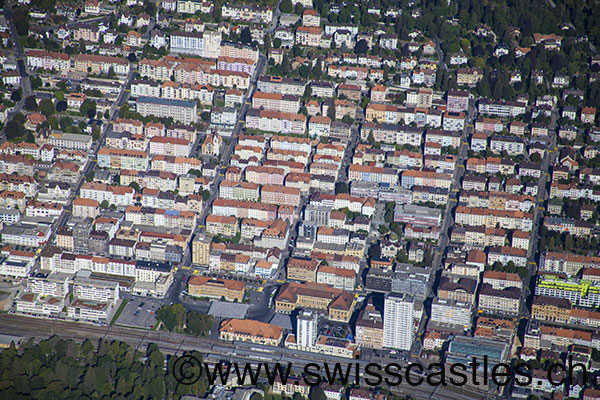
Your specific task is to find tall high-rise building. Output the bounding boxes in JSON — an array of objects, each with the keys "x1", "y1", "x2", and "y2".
[
  {"x1": 297, "y1": 310, "x2": 318, "y2": 350},
  {"x1": 192, "y1": 234, "x2": 211, "y2": 265},
  {"x1": 383, "y1": 293, "x2": 415, "y2": 350}
]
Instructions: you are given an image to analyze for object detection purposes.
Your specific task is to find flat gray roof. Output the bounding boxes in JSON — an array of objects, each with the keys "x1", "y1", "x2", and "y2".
[
  {"x1": 269, "y1": 313, "x2": 293, "y2": 330},
  {"x1": 208, "y1": 301, "x2": 249, "y2": 319},
  {"x1": 0, "y1": 333, "x2": 22, "y2": 345}
]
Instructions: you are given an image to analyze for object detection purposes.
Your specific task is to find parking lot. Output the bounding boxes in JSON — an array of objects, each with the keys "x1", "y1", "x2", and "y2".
[
  {"x1": 115, "y1": 297, "x2": 161, "y2": 329},
  {"x1": 320, "y1": 320, "x2": 352, "y2": 339}
]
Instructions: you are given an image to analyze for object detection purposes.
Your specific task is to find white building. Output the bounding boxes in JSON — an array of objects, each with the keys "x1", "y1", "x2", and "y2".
[
  {"x1": 430, "y1": 298, "x2": 472, "y2": 329},
  {"x1": 27, "y1": 271, "x2": 70, "y2": 297},
  {"x1": 0, "y1": 257, "x2": 32, "y2": 278},
  {"x1": 383, "y1": 293, "x2": 414, "y2": 350},
  {"x1": 67, "y1": 299, "x2": 112, "y2": 322},
  {"x1": 169, "y1": 30, "x2": 221, "y2": 59},
  {"x1": 297, "y1": 310, "x2": 318, "y2": 350},
  {"x1": 73, "y1": 274, "x2": 119, "y2": 304},
  {"x1": 136, "y1": 97, "x2": 198, "y2": 124}
]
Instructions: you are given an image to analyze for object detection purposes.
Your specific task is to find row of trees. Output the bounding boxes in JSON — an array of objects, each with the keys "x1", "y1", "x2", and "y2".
[
  {"x1": 155, "y1": 303, "x2": 214, "y2": 336},
  {"x1": 538, "y1": 227, "x2": 599, "y2": 253},
  {"x1": 486, "y1": 261, "x2": 529, "y2": 280},
  {"x1": 0, "y1": 336, "x2": 209, "y2": 399}
]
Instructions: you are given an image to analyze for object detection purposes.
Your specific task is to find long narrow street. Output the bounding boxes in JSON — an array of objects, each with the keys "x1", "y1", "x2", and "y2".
[{"x1": 410, "y1": 99, "x2": 476, "y2": 356}]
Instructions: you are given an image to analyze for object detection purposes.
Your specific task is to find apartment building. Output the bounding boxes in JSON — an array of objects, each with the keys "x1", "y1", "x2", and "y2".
[
  {"x1": 487, "y1": 246, "x2": 527, "y2": 267},
  {"x1": 302, "y1": 8, "x2": 320, "y2": 26},
  {"x1": 456, "y1": 68, "x2": 483, "y2": 86},
  {"x1": 308, "y1": 116, "x2": 332, "y2": 138},
  {"x1": 176, "y1": 0, "x2": 213, "y2": 13},
  {"x1": 424, "y1": 130, "x2": 461, "y2": 148},
  {"x1": 443, "y1": 112, "x2": 465, "y2": 131},
  {"x1": 544, "y1": 217, "x2": 592, "y2": 237},
  {"x1": 48, "y1": 132, "x2": 93, "y2": 151},
  {"x1": 188, "y1": 275, "x2": 244, "y2": 301},
  {"x1": 245, "y1": 108, "x2": 306, "y2": 135},
  {"x1": 73, "y1": 54, "x2": 129, "y2": 75},
  {"x1": 216, "y1": 56, "x2": 255, "y2": 75},
  {"x1": 221, "y1": 3, "x2": 273, "y2": 23},
  {"x1": 136, "y1": 97, "x2": 197, "y2": 124},
  {"x1": 355, "y1": 303, "x2": 384, "y2": 349},
  {"x1": 169, "y1": 30, "x2": 221, "y2": 58},
  {"x1": 261, "y1": 185, "x2": 301, "y2": 207},
  {"x1": 206, "y1": 214, "x2": 238, "y2": 237},
  {"x1": 430, "y1": 298, "x2": 472, "y2": 329},
  {"x1": 370, "y1": 85, "x2": 387, "y2": 103},
  {"x1": 27, "y1": 271, "x2": 70, "y2": 297},
  {"x1": 296, "y1": 26, "x2": 322, "y2": 47},
  {"x1": 220, "y1": 41, "x2": 260, "y2": 62},
  {"x1": 252, "y1": 92, "x2": 300, "y2": 113},
  {"x1": 72, "y1": 23, "x2": 100, "y2": 42},
  {"x1": 316, "y1": 266, "x2": 355, "y2": 291},
  {"x1": 478, "y1": 284, "x2": 521, "y2": 316},
  {"x1": 478, "y1": 99, "x2": 526, "y2": 118},
  {"x1": 311, "y1": 81, "x2": 335, "y2": 98},
  {"x1": 400, "y1": 169, "x2": 452, "y2": 190},
  {"x1": 26, "y1": 50, "x2": 70, "y2": 73},
  {"x1": 532, "y1": 295, "x2": 571, "y2": 323},
  {"x1": 287, "y1": 257, "x2": 318, "y2": 282},
  {"x1": 139, "y1": 59, "x2": 173, "y2": 81},
  {"x1": 348, "y1": 164, "x2": 397, "y2": 184},
  {"x1": 490, "y1": 135, "x2": 525, "y2": 155},
  {"x1": 97, "y1": 148, "x2": 148, "y2": 171},
  {"x1": 149, "y1": 155, "x2": 202, "y2": 175},
  {"x1": 148, "y1": 136, "x2": 191, "y2": 157},
  {"x1": 455, "y1": 206, "x2": 533, "y2": 231},
  {"x1": 360, "y1": 123, "x2": 423, "y2": 147},
  {"x1": 257, "y1": 75, "x2": 306, "y2": 96},
  {"x1": 447, "y1": 90, "x2": 470, "y2": 112},
  {"x1": 73, "y1": 275, "x2": 119, "y2": 305},
  {"x1": 212, "y1": 199, "x2": 278, "y2": 221},
  {"x1": 541, "y1": 251, "x2": 600, "y2": 276},
  {"x1": 80, "y1": 182, "x2": 135, "y2": 206},
  {"x1": 482, "y1": 271, "x2": 522, "y2": 290},
  {"x1": 245, "y1": 165, "x2": 285, "y2": 185},
  {"x1": 219, "y1": 180, "x2": 259, "y2": 201}
]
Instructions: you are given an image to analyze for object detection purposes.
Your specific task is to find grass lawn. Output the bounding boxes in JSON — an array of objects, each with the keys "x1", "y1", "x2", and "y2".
[{"x1": 109, "y1": 298, "x2": 129, "y2": 326}]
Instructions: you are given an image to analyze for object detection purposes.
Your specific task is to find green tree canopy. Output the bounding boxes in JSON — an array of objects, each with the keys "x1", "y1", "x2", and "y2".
[{"x1": 279, "y1": 0, "x2": 292, "y2": 13}]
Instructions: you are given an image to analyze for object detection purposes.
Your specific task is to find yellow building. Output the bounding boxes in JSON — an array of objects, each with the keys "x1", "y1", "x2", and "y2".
[
  {"x1": 532, "y1": 295, "x2": 571, "y2": 323},
  {"x1": 275, "y1": 282, "x2": 355, "y2": 322},
  {"x1": 188, "y1": 276, "x2": 245, "y2": 302},
  {"x1": 287, "y1": 257, "x2": 318, "y2": 282}
]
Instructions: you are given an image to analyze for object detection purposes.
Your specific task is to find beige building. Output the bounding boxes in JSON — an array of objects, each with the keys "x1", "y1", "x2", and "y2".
[
  {"x1": 275, "y1": 282, "x2": 356, "y2": 322},
  {"x1": 188, "y1": 275, "x2": 245, "y2": 302},
  {"x1": 206, "y1": 214, "x2": 238, "y2": 237},
  {"x1": 355, "y1": 303, "x2": 383, "y2": 349},
  {"x1": 219, "y1": 318, "x2": 283, "y2": 346},
  {"x1": 192, "y1": 235, "x2": 211, "y2": 265},
  {"x1": 296, "y1": 26, "x2": 322, "y2": 47},
  {"x1": 72, "y1": 198, "x2": 99, "y2": 219},
  {"x1": 511, "y1": 230, "x2": 530, "y2": 250},
  {"x1": 478, "y1": 284, "x2": 521, "y2": 316},
  {"x1": 287, "y1": 257, "x2": 318, "y2": 282},
  {"x1": 482, "y1": 270, "x2": 522, "y2": 290},
  {"x1": 272, "y1": 377, "x2": 310, "y2": 398},
  {"x1": 532, "y1": 295, "x2": 571, "y2": 323}
]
